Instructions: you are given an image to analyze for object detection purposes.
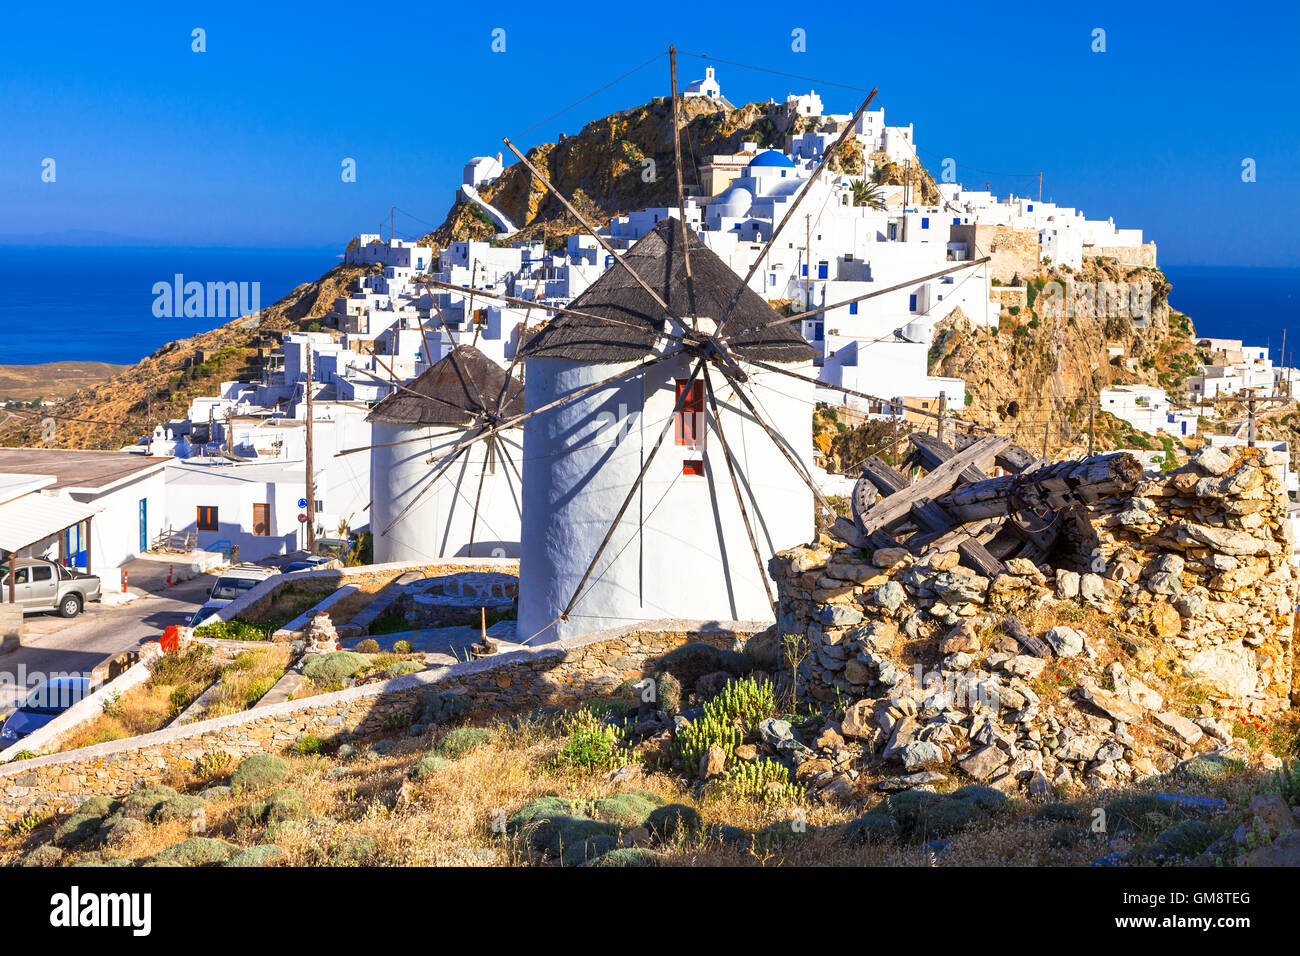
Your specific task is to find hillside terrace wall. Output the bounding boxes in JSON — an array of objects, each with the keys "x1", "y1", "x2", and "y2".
[
  {"x1": 772, "y1": 446, "x2": 1297, "y2": 715},
  {"x1": 0, "y1": 619, "x2": 761, "y2": 822}
]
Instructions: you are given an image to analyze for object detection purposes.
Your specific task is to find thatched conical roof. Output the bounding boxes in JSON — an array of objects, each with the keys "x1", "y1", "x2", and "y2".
[
  {"x1": 366, "y1": 344, "x2": 524, "y2": 427},
  {"x1": 518, "y1": 219, "x2": 815, "y2": 364}
]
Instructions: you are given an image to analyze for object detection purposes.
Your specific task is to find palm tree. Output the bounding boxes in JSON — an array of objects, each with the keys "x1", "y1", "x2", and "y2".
[{"x1": 851, "y1": 179, "x2": 887, "y2": 211}]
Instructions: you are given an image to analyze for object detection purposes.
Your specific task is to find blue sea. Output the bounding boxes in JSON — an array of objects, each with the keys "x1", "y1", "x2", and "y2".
[
  {"x1": 0, "y1": 248, "x2": 1294, "y2": 368},
  {"x1": 0, "y1": 245, "x2": 340, "y2": 366},
  {"x1": 1163, "y1": 266, "x2": 1300, "y2": 364}
]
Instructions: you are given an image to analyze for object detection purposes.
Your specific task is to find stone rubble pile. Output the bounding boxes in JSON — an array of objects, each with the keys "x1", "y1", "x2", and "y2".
[{"x1": 768, "y1": 446, "x2": 1296, "y2": 798}]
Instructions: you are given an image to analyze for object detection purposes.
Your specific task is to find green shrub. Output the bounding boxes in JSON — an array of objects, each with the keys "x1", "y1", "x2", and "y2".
[
  {"x1": 1274, "y1": 759, "x2": 1300, "y2": 807},
  {"x1": 650, "y1": 672, "x2": 682, "y2": 714},
  {"x1": 584, "y1": 847, "x2": 661, "y2": 867},
  {"x1": 243, "y1": 788, "x2": 305, "y2": 826},
  {"x1": 294, "y1": 735, "x2": 322, "y2": 755},
  {"x1": 383, "y1": 661, "x2": 423, "y2": 679},
  {"x1": 1033, "y1": 802, "x2": 1085, "y2": 825},
  {"x1": 844, "y1": 813, "x2": 900, "y2": 845},
  {"x1": 151, "y1": 837, "x2": 239, "y2": 866},
  {"x1": 194, "y1": 618, "x2": 277, "y2": 641},
  {"x1": 559, "y1": 834, "x2": 619, "y2": 867},
  {"x1": 719, "y1": 759, "x2": 799, "y2": 803},
  {"x1": 21, "y1": 844, "x2": 65, "y2": 867},
  {"x1": 54, "y1": 814, "x2": 103, "y2": 848},
  {"x1": 1048, "y1": 824, "x2": 1088, "y2": 849},
  {"x1": 74, "y1": 796, "x2": 122, "y2": 820},
  {"x1": 152, "y1": 795, "x2": 206, "y2": 823},
  {"x1": 645, "y1": 803, "x2": 702, "y2": 842},
  {"x1": 1105, "y1": 794, "x2": 1179, "y2": 835},
  {"x1": 505, "y1": 798, "x2": 619, "y2": 857},
  {"x1": 1146, "y1": 820, "x2": 1220, "y2": 860},
  {"x1": 411, "y1": 753, "x2": 449, "y2": 781},
  {"x1": 230, "y1": 754, "x2": 289, "y2": 791},
  {"x1": 674, "y1": 714, "x2": 741, "y2": 776},
  {"x1": 702, "y1": 676, "x2": 776, "y2": 730},
  {"x1": 910, "y1": 798, "x2": 985, "y2": 842},
  {"x1": 120, "y1": 785, "x2": 180, "y2": 820},
  {"x1": 555, "y1": 710, "x2": 629, "y2": 773},
  {"x1": 222, "y1": 845, "x2": 287, "y2": 867},
  {"x1": 392, "y1": 640, "x2": 414, "y2": 654},
  {"x1": 949, "y1": 784, "x2": 1009, "y2": 812},
  {"x1": 355, "y1": 639, "x2": 380, "y2": 653},
  {"x1": 590, "y1": 793, "x2": 658, "y2": 828},
  {"x1": 434, "y1": 727, "x2": 491, "y2": 759},
  {"x1": 301, "y1": 651, "x2": 369, "y2": 685}
]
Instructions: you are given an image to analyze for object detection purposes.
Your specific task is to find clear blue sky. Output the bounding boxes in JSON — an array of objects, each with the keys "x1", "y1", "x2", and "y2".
[{"x1": 1, "y1": 0, "x2": 1296, "y2": 266}]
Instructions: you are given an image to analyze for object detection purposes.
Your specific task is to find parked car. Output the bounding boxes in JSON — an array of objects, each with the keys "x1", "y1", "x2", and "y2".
[
  {"x1": 283, "y1": 555, "x2": 331, "y2": 574},
  {"x1": 0, "y1": 676, "x2": 92, "y2": 746},
  {"x1": 313, "y1": 537, "x2": 354, "y2": 561},
  {"x1": 188, "y1": 600, "x2": 231, "y2": 629},
  {"x1": 207, "y1": 564, "x2": 279, "y2": 602},
  {"x1": 0, "y1": 558, "x2": 101, "y2": 618}
]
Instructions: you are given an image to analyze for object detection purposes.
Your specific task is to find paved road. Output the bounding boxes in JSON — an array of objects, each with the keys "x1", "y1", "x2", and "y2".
[{"x1": 0, "y1": 576, "x2": 212, "y2": 714}]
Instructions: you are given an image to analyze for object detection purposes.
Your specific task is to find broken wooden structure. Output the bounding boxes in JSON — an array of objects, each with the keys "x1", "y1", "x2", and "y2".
[{"x1": 831, "y1": 433, "x2": 1144, "y2": 576}]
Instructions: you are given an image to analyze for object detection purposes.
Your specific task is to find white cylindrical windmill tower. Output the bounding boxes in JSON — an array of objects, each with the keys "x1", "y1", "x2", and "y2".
[
  {"x1": 516, "y1": 219, "x2": 817, "y2": 643},
  {"x1": 369, "y1": 345, "x2": 524, "y2": 562}
]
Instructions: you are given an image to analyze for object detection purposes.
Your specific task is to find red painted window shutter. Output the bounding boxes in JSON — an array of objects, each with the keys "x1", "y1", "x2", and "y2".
[{"x1": 675, "y1": 379, "x2": 705, "y2": 447}]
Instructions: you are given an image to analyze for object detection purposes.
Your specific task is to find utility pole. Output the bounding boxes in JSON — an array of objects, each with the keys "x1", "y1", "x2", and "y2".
[
  {"x1": 391, "y1": 204, "x2": 395, "y2": 244},
  {"x1": 1215, "y1": 389, "x2": 1287, "y2": 448},
  {"x1": 902, "y1": 159, "x2": 910, "y2": 242},
  {"x1": 1041, "y1": 417, "x2": 1050, "y2": 458},
  {"x1": 1037, "y1": 172, "x2": 1043, "y2": 203},
  {"x1": 936, "y1": 391, "x2": 946, "y2": 442},
  {"x1": 224, "y1": 407, "x2": 233, "y2": 456},
  {"x1": 305, "y1": 349, "x2": 317, "y2": 552},
  {"x1": 1088, "y1": 400, "x2": 1095, "y2": 457}
]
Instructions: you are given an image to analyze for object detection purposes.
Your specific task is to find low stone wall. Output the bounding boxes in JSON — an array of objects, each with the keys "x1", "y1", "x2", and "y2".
[
  {"x1": 772, "y1": 446, "x2": 1297, "y2": 714},
  {"x1": 0, "y1": 618, "x2": 762, "y2": 822},
  {"x1": 211, "y1": 558, "x2": 519, "y2": 629}
]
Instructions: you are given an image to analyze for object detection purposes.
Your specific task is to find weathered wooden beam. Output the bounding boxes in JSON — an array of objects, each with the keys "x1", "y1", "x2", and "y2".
[
  {"x1": 953, "y1": 433, "x2": 1041, "y2": 474},
  {"x1": 1001, "y1": 615, "x2": 1052, "y2": 657},
  {"x1": 856, "y1": 455, "x2": 1006, "y2": 577},
  {"x1": 856, "y1": 436, "x2": 1013, "y2": 535},
  {"x1": 910, "y1": 432, "x2": 990, "y2": 484},
  {"x1": 934, "y1": 453, "x2": 1142, "y2": 523}
]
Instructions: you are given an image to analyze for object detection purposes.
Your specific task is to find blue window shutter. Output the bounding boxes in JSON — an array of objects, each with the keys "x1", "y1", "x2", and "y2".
[
  {"x1": 909, "y1": 294, "x2": 917, "y2": 311},
  {"x1": 921, "y1": 217, "x2": 929, "y2": 229},
  {"x1": 849, "y1": 302, "x2": 857, "y2": 315}
]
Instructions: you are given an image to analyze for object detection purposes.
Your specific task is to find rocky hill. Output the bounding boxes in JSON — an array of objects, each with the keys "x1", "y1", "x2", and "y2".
[{"x1": 929, "y1": 257, "x2": 1196, "y2": 457}]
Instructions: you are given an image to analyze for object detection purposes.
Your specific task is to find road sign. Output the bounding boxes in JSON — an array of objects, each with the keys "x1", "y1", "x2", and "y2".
[
  {"x1": 298, "y1": 497, "x2": 308, "y2": 509},
  {"x1": 298, "y1": 513, "x2": 308, "y2": 524}
]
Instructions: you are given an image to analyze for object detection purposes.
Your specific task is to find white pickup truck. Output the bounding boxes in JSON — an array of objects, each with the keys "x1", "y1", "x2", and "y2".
[{"x1": 0, "y1": 558, "x2": 102, "y2": 618}]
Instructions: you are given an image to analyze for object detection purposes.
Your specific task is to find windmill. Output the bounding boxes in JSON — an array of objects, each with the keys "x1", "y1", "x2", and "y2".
[
  {"x1": 341, "y1": 49, "x2": 998, "y2": 643},
  {"x1": 367, "y1": 344, "x2": 525, "y2": 562}
]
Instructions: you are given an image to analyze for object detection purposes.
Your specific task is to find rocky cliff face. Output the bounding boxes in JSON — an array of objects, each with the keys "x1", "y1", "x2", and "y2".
[
  {"x1": 427, "y1": 98, "x2": 823, "y2": 247},
  {"x1": 929, "y1": 257, "x2": 1192, "y2": 456}
]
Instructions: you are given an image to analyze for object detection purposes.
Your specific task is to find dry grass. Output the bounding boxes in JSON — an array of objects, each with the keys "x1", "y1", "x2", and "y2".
[
  {"x1": 6, "y1": 708, "x2": 1294, "y2": 868},
  {"x1": 202, "y1": 646, "x2": 294, "y2": 718},
  {"x1": 57, "y1": 649, "x2": 219, "y2": 751}
]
